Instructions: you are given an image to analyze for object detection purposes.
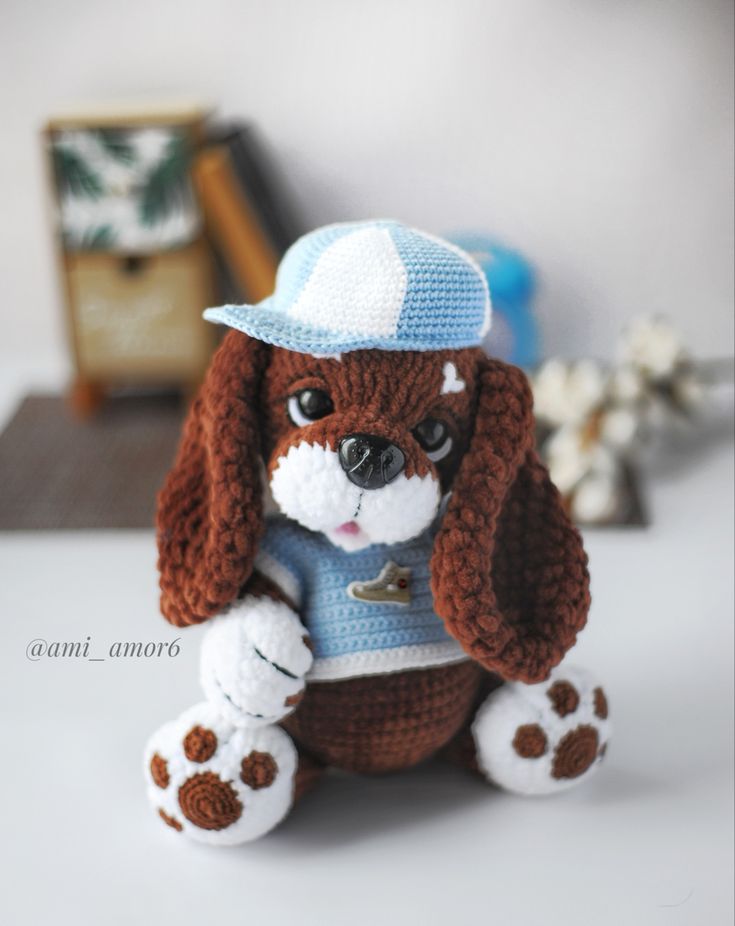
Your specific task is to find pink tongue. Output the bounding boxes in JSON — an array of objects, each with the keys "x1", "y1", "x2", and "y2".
[{"x1": 336, "y1": 521, "x2": 360, "y2": 535}]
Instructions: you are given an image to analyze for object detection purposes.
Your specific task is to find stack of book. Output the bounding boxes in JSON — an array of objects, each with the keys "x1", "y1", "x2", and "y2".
[{"x1": 193, "y1": 122, "x2": 303, "y2": 305}]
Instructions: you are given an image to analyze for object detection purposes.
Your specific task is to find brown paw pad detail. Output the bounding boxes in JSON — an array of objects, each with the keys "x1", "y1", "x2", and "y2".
[
  {"x1": 241, "y1": 751, "x2": 278, "y2": 789},
  {"x1": 150, "y1": 753, "x2": 170, "y2": 789},
  {"x1": 547, "y1": 680, "x2": 580, "y2": 717},
  {"x1": 183, "y1": 725, "x2": 218, "y2": 763},
  {"x1": 593, "y1": 687, "x2": 609, "y2": 720},
  {"x1": 551, "y1": 725, "x2": 599, "y2": 780},
  {"x1": 158, "y1": 808, "x2": 183, "y2": 832},
  {"x1": 178, "y1": 771, "x2": 243, "y2": 830},
  {"x1": 284, "y1": 691, "x2": 304, "y2": 708},
  {"x1": 512, "y1": 723, "x2": 548, "y2": 758}
]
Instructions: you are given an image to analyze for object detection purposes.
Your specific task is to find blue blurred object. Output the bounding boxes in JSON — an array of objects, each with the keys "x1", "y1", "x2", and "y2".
[{"x1": 448, "y1": 234, "x2": 540, "y2": 367}]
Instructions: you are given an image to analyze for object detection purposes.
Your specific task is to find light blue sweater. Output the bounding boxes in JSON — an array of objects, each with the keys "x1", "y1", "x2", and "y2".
[{"x1": 256, "y1": 517, "x2": 466, "y2": 681}]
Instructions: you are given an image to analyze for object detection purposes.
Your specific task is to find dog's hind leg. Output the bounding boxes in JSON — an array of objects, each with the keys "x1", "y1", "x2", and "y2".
[{"x1": 445, "y1": 665, "x2": 611, "y2": 795}]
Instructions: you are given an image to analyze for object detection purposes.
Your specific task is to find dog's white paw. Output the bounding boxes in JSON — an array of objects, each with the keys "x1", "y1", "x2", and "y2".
[
  {"x1": 472, "y1": 666, "x2": 611, "y2": 795},
  {"x1": 144, "y1": 702, "x2": 297, "y2": 845},
  {"x1": 200, "y1": 595, "x2": 313, "y2": 727}
]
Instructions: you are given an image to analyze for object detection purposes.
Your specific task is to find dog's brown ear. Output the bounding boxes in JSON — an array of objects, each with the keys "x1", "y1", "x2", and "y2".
[
  {"x1": 431, "y1": 357, "x2": 590, "y2": 683},
  {"x1": 156, "y1": 331, "x2": 269, "y2": 626}
]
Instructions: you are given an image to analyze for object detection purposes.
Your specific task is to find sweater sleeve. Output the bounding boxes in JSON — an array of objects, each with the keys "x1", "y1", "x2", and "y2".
[{"x1": 254, "y1": 517, "x2": 305, "y2": 609}]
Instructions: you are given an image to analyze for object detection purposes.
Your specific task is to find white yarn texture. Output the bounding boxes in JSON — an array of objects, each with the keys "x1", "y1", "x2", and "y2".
[
  {"x1": 472, "y1": 665, "x2": 611, "y2": 795},
  {"x1": 200, "y1": 596, "x2": 313, "y2": 727},
  {"x1": 270, "y1": 441, "x2": 441, "y2": 552},
  {"x1": 287, "y1": 226, "x2": 408, "y2": 338}
]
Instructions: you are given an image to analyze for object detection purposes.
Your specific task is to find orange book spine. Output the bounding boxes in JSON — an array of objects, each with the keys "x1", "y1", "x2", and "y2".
[{"x1": 193, "y1": 147, "x2": 278, "y2": 303}]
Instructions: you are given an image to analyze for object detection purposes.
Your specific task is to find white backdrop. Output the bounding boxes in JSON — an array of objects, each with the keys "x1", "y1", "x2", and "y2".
[{"x1": 0, "y1": 0, "x2": 732, "y2": 381}]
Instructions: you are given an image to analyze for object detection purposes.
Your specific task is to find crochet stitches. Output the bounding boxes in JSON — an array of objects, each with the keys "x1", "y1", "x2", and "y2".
[
  {"x1": 204, "y1": 220, "x2": 491, "y2": 354},
  {"x1": 156, "y1": 332, "x2": 269, "y2": 626},
  {"x1": 258, "y1": 515, "x2": 467, "y2": 681},
  {"x1": 282, "y1": 660, "x2": 485, "y2": 773},
  {"x1": 431, "y1": 360, "x2": 591, "y2": 681}
]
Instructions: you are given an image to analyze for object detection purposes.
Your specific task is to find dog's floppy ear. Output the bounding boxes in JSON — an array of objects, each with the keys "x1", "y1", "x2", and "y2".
[
  {"x1": 431, "y1": 357, "x2": 590, "y2": 683},
  {"x1": 156, "y1": 331, "x2": 269, "y2": 627}
]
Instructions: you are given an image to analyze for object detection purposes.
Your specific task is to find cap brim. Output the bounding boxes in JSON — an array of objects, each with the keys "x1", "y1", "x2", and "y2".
[{"x1": 203, "y1": 303, "x2": 481, "y2": 355}]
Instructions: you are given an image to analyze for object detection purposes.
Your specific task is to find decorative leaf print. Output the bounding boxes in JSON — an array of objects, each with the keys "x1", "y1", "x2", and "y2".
[
  {"x1": 138, "y1": 135, "x2": 192, "y2": 227},
  {"x1": 95, "y1": 129, "x2": 136, "y2": 165},
  {"x1": 53, "y1": 146, "x2": 103, "y2": 200},
  {"x1": 78, "y1": 224, "x2": 117, "y2": 250}
]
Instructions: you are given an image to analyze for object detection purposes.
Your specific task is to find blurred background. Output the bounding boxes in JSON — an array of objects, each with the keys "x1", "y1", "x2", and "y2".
[
  {"x1": 0, "y1": 3, "x2": 733, "y2": 923},
  {"x1": 1, "y1": 0, "x2": 733, "y2": 376},
  {"x1": 0, "y1": 0, "x2": 732, "y2": 530}
]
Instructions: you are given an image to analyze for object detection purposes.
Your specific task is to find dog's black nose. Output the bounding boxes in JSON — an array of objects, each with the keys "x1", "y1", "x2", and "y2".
[{"x1": 338, "y1": 434, "x2": 406, "y2": 489}]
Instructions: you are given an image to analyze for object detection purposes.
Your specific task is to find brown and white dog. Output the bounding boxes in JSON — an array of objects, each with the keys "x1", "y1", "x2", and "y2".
[{"x1": 144, "y1": 332, "x2": 611, "y2": 845}]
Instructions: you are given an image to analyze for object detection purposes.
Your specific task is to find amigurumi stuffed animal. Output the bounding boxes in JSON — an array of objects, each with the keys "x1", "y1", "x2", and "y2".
[{"x1": 144, "y1": 220, "x2": 611, "y2": 845}]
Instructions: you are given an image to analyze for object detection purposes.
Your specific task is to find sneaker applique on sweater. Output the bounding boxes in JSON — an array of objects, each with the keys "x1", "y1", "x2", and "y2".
[{"x1": 347, "y1": 561, "x2": 411, "y2": 606}]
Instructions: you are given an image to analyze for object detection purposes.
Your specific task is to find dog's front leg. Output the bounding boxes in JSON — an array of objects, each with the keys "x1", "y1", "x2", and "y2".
[{"x1": 199, "y1": 593, "x2": 313, "y2": 727}]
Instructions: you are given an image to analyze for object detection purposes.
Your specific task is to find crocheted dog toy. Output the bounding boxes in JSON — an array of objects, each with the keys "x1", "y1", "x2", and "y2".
[{"x1": 145, "y1": 220, "x2": 611, "y2": 844}]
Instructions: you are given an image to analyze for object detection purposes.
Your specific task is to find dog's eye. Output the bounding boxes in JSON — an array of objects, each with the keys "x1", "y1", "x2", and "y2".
[
  {"x1": 287, "y1": 389, "x2": 334, "y2": 426},
  {"x1": 413, "y1": 418, "x2": 453, "y2": 462}
]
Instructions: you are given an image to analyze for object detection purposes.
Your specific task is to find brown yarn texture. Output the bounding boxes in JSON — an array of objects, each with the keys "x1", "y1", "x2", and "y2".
[
  {"x1": 158, "y1": 808, "x2": 183, "y2": 831},
  {"x1": 431, "y1": 358, "x2": 590, "y2": 682},
  {"x1": 177, "y1": 771, "x2": 243, "y2": 830},
  {"x1": 547, "y1": 680, "x2": 580, "y2": 717},
  {"x1": 512, "y1": 724, "x2": 548, "y2": 759},
  {"x1": 156, "y1": 334, "x2": 592, "y2": 773},
  {"x1": 150, "y1": 753, "x2": 170, "y2": 789},
  {"x1": 551, "y1": 726, "x2": 599, "y2": 780},
  {"x1": 292, "y1": 751, "x2": 325, "y2": 803},
  {"x1": 593, "y1": 686, "x2": 609, "y2": 719},
  {"x1": 183, "y1": 726, "x2": 218, "y2": 763},
  {"x1": 156, "y1": 331, "x2": 268, "y2": 626},
  {"x1": 282, "y1": 661, "x2": 483, "y2": 773},
  {"x1": 240, "y1": 751, "x2": 278, "y2": 789}
]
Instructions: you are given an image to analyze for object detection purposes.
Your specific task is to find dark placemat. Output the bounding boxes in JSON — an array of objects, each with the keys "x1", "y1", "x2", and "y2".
[
  {"x1": 0, "y1": 393, "x2": 648, "y2": 532},
  {"x1": 0, "y1": 393, "x2": 185, "y2": 529},
  {"x1": 618, "y1": 461, "x2": 648, "y2": 527}
]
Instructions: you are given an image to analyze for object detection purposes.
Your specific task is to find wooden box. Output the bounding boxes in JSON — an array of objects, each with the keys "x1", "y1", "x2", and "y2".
[{"x1": 44, "y1": 102, "x2": 218, "y2": 414}]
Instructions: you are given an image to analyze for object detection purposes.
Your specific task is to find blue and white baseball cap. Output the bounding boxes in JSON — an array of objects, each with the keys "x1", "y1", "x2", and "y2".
[{"x1": 203, "y1": 220, "x2": 492, "y2": 354}]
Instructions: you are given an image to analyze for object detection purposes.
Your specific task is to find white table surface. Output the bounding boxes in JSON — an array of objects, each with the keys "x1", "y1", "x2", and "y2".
[{"x1": 0, "y1": 400, "x2": 732, "y2": 926}]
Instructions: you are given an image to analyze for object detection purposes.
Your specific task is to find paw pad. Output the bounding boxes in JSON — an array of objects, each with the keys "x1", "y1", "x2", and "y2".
[
  {"x1": 150, "y1": 753, "x2": 170, "y2": 789},
  {"x1": 551, "y1": 725, "x2": 599, "y2": 780},
  {"x1": 240, "y1": 751, "x2": 278, "y2": 789},
  {"x1": 472, "y1": 666, "x2": 611, "y2": 796},
  {"x1": 183, "y1": 726, "x2": 218, "y2": 763},
  {"x1": 178, "y1": 771, "x2": 243, "y2": 830},
  {"x1": 512, "y1": 724, "x2": 548, "y2": 758},
  {"x1": 547, "y1": 680, "x2": 580, "y2": 717},
  {"x1": 144, "y1": 702, "x2": 297, "y2": 845},
  {"x1": 593, "y1": 686, "x2": 608, "y2": 719},
  {"x1": 158, "y1": 808, "x2": 183, "y2": 831}
]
